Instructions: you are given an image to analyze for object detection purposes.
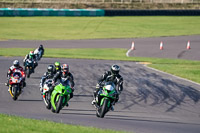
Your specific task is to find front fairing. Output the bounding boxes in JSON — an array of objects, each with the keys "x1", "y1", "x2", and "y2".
[
  {"x1": 51, "y1": 83, "x2": 72, "y2": 110},
  {"x1": 26, "y1": 60, "x2": 34, "y2": 67},
  {"x1": 99, "y1": 82, "x2": 117, "y2": 99},
  {"x1": 54, "y1": 83, "x2": 72, "y2": 95},
  {"x1": 10, "y1": 72, "x2": 22, "y2": 84}
]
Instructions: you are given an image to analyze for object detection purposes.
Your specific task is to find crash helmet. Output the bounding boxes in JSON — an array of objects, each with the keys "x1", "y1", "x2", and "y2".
[
  {"x1": 61, "y1": 64, "x2": 69, "y2": 77},
  {"x1": 39, "y1": 44, "x2": 43, "y2": 50},
  {"x1": 29, "y1": 51, "x2": 34, "y2": 58},
  {"x1": 47, "y1": 65, "x2": 54, "y2": 77},
  {"x1": 13, "y1": 60, "x2": 20, "y2": 68},
  {"x1": 54, "y1": 62, "x2": 61, "y2": 71},
  {"x1": 111, "y1": 64, "x2": 120, "y2": 76}
]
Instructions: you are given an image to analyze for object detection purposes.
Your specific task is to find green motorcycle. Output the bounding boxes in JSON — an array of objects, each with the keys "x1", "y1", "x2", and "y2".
[
  {"x1": 94, "y1": 82, "x2": 118, "y2": 118},
  {"x1": 51, "y1": 80, "x2": 72, "y2": 113}
]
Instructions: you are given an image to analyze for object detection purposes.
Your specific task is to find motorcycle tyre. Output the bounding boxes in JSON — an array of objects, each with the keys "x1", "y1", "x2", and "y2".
[
  {"x1": 99, "y1": 99, "x2": 109, "y2": 118},
  {"x1": 55, "y1": 96, "x2": 63, "y2": 113},
  {"x1": 27, "y1": 69, "x2": 30, "y2": 78},
  {"x1": 46, "y1": 103, "x2": 51, "y2": 110},
  {"x1": 51, "y1": 106, "x2": 55, "y2": 113},
  {"x1": 46, "y1": 93, "x2": 51, "y2": 110},
  {"x1": 13, "y1": 86, "x2": 18, "y2": 101}
]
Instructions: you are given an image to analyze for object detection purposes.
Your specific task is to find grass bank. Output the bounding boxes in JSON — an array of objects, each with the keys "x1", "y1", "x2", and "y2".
[
  {"x1": 0, "y1": 114, "x2": 127, "y2": 133},
  {"x1": 1, "y1": 48, "x2": 200, "y2": 83},
  {"x1": 0, "y1": 17, "x2": 200, "y2": 40}
]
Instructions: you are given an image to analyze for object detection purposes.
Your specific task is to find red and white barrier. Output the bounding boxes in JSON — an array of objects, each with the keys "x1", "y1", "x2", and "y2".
[
  {"x1": 186, "y1": 41, "x2": 191, "y2": 50},
  {"x1": 126, "y1": 41, "x2": 135, "y2": 57},
  {"x1": 160, "y1": 41, "x2": 163, "y2": 50}
]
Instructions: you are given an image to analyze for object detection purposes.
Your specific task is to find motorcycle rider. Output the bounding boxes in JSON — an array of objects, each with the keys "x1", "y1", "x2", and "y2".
[
  {"x1": 53, "y1": 61, "x2": 61, "y2": 74},
  {"x1": 38, "y1": 44, "x2": 44, "y2": 56},
  {"x1": 92, "y1": 64, "x2": 123, "y2": 111},
  {"x1": 5, "y1": 60, "x2": 26, "y2": 91},
  {"x1": 34, "y1": 44, "x2": 44, "y2": 60},
  {"x1": 52, "y1": 64, "x2": 75, "y2": 105},
  {"x1": 39, "y1": 65, "x2": 54, "y2": 94},
  {"x1": 23, "y1": 51, "x2": 38, "y2": 72}
]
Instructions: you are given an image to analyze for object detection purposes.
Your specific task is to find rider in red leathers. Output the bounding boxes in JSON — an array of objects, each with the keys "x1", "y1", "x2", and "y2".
[{"x1": 5, "y1": 60, "x2": 26, "y2": 91}]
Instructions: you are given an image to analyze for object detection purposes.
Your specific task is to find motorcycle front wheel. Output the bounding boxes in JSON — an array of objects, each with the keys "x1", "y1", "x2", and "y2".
[
  {"x1": 99, "y1": 98, "x2": 109, "y2": 118},
  {"x1": 55, "y1": 96, "x2": 63, "y2": 113},
  {"x1": 13, "y1": 86, "x2": 18, "y2": 101}
]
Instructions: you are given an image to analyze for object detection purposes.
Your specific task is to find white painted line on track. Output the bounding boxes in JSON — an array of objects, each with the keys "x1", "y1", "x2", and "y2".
[{"x1": 143, "y1": 64, "x2": 200, "y2": 87}]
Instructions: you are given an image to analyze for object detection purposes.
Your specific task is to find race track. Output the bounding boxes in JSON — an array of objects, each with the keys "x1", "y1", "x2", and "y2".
[
  {"x1": 0, "y1": 36, "x2": 200, "y2": 133},
  {"x1": 1, "y1": 35, "x2": 200, "y2": 60}
]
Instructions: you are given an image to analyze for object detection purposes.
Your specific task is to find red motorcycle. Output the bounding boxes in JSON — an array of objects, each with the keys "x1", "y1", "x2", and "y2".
[{"x1": 8, "y1": 70, "x2": 24, "y2": 100}]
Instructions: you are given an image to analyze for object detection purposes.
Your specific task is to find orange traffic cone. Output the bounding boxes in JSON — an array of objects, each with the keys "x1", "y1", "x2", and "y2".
[
  {"x1": 160, "y1": 41, "x2": 163, "y2": 50},
  {"x1": 131, "y1": 42, "x2": 135, "y2": 50},
  {"x1": 187, "y1": 41, "x2": 191, "y2": 50}
]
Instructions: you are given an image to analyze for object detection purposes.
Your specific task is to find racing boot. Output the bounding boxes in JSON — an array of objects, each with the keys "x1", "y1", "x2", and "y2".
[
  {"x1": 111, "y1": 105, "x2": 114, "y2": 111},
  {"x1": 5, "y1": 83, "x2": 8, "y2": 86},
  {"x1": 91, "y1": 99, "x2": 96, "y2": 105},
  {"x1": 5, "y1": 79, "x2": 9, "y2": 86},
  {"x1": 23, "y1": 82, "x2": 26, "y2": 87}
]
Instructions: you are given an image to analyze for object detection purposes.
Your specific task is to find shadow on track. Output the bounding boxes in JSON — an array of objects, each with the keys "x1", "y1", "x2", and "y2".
[
  {"x1": 121, "y1": 68, "x2": 200, "y2": 112},
  {"x1": 105, "y1": 115, "x2": 200, "y2": 125}
]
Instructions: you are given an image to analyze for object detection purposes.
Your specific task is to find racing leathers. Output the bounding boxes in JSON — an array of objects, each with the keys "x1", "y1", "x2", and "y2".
[{"x1": 53, "y1": 65, "x2": 61, "y2": 74}]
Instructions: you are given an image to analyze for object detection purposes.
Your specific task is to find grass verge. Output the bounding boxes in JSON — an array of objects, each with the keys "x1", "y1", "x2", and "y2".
[
  {"x1": 0, "y1": 17, "x2": 200, "y2": 40},
  {"x1": 0, "y1": 113, "x2": 127, "y2": 133},
  {"x1": 1, "y1": 47, "x2": 200, "y2": 83}
]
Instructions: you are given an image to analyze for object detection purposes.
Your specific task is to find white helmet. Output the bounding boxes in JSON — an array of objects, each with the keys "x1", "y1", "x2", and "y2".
[{"x1": 13, "y1": 60, "x2": 20, "y2": 68}]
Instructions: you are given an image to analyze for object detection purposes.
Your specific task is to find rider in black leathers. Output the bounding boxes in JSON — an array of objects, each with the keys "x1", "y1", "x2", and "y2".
[
  {"x1": 52, "y1": 64, "x2": 75, "y2": 103},
  {"x1": 40, "y1": 65, "x2": 54, "y2": 94},
  {"x1": 38, "y1": 44, "x2": 44, "y2": 56},
  {"x1": 23, "y1": 51, "x2": 38, "y2": 72},
  {"x1": 92, "y1": 64, "x2": 123, "y2": 111}
]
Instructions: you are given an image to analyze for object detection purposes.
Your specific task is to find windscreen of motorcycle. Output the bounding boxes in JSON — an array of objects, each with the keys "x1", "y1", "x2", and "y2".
[
  {"x1": 60, "y1": 77, "x2": 70, "y2": 86},
  {"x1": 104, "y1": 85, "x2": 115, "y2": 91}
]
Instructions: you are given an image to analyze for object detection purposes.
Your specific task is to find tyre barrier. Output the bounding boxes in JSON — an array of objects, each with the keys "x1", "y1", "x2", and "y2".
[
  {"x1": 0, "y1": 8, "x2": 105, "y2": 16},
  {"x1": 105, "y1": 10, "x2": 200, "y2": 16}
]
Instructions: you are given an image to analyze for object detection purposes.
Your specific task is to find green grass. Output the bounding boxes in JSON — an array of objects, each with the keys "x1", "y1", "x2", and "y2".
[
  {"x1": 0, "y1": 114, "x2": 127, "y2": 133},
  {"x1": 0, "y1": 17, "x2": 200, "y2": 40},
  {"x1": 1, "y1": 48, "x2": 200, "y2": 83}
]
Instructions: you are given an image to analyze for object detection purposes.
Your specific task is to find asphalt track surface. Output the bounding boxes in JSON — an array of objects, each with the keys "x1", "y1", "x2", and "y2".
[{"x1": 0, "y1": 36, "x2": 200, "y2": 133}]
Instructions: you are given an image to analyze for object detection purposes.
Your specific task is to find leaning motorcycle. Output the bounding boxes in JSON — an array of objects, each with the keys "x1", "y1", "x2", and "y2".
[
  {"x1": 51, "y1": 80, "x2": 72, "y2": 113},
  {"x1": 42, "y1": 79, "x2": 53, "y2": 109},
  {"x1": 8, "y1": 71, "x2": 23, "y2": 100},
  {"x1": 34, "y1": 49, "x2": 43, "y2": 61},
  {"x1": 94, "y1": 82, "x2": 118, "y2": 118},
  {"x1": 24, "y1": 59, "x2": 34, "y2": 78}
]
